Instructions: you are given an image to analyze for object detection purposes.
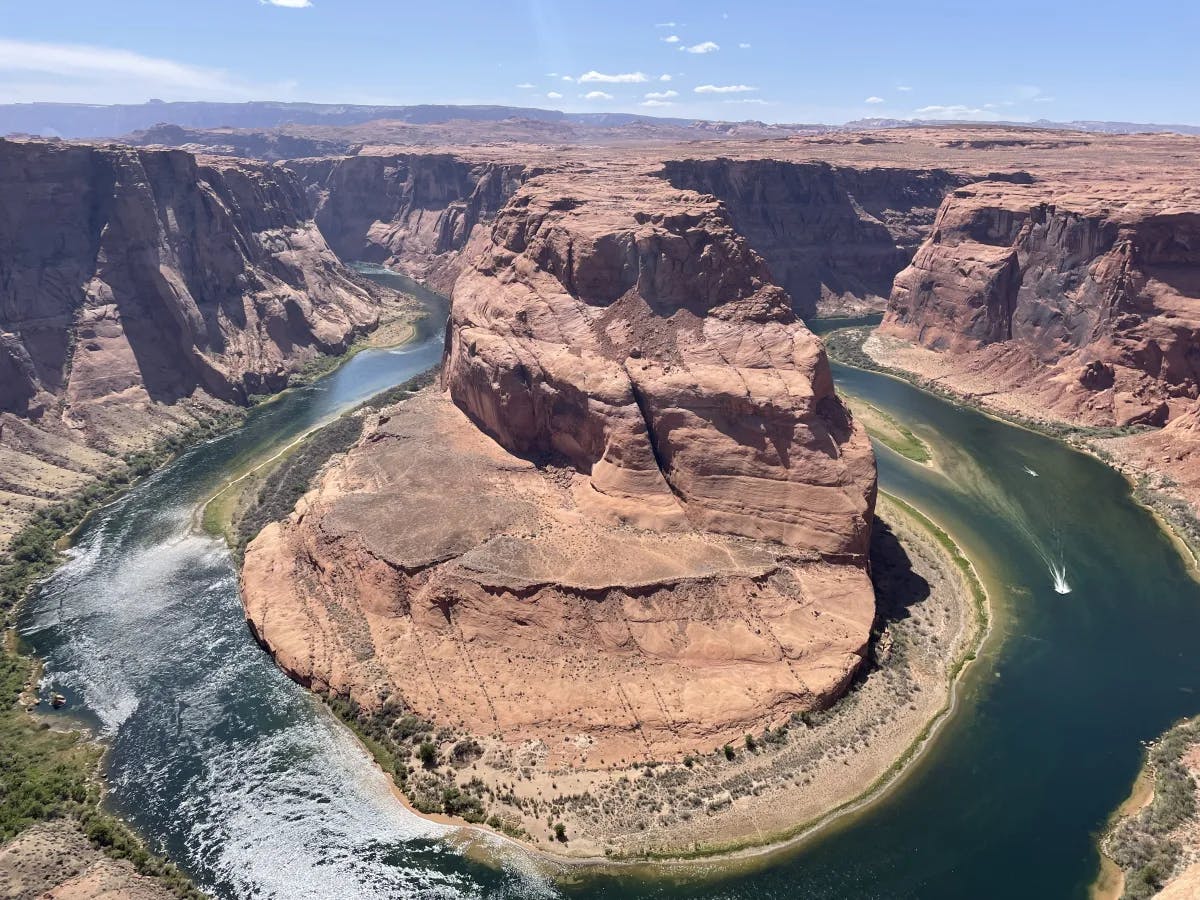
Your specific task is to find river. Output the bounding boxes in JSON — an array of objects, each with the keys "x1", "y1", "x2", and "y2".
[{"x1": 18, "y1": 292, "x2": 1200, "y2": 898}]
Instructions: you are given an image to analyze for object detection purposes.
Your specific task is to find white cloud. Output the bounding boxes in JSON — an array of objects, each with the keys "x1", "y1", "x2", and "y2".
[
  {"x1": 262, "y1": 0, "x2": 312, "y2": 6},
  {"x1": 640, "y1": 99, "x2": 675, "y2": 107},
  {"x1": 865, "y1": 96, "x2": 884, "y2": 104},
  {"x1": 663, "y1": 35, "x2": 681, "y2": 43},
  {"x1": 546, "y1": 72, "x2": 558, "y2": 77},
  {"x1": 897, "y1": 85, "x2": 913, "y2": 92},
  {"x1": 738, "y1": 42, "x2": 752, "y2": 49},
  {"x1": 0, "y1": 38, "x2": 284, "y2": 104},
  {"x1": 579, "y1": 70, "x2": 648, "y2": 83},
  {"x1": 581, "y1": 90, "x2": 614, "y2": 100},
  {"x1": 1034, "y1": 96, "x2": 1055, "y2": 103},
  {"x1": 680, "y1": 41, "x2": 720, "y2": 54},
  {"x1": 515, "y1": 82, "x2": 535, "y2": 89},
  {"x1": 562, "y1": 75, "x2": 575, "y2": 82},
  {"x1": 546, "y1": 91, "x2": 563, "y2": 99},
  {"x1": 694, "y1": 83, "x2": 755, "y2": 94},
  {"x1": 659, "y1": 74, "x2": 672, "y2": 82},
  {"x1": 644, "y1": 90, "x2": 678, "y2": 99},
  {"x1": 655, "y1": 21, "x2": 677, "y2": 27},
  {"x1": 915, "y1": 104, "x2": 989, "y2": 120},
  {"x1": 724, "y1": 98, "x2": 769, "y2": 105}
]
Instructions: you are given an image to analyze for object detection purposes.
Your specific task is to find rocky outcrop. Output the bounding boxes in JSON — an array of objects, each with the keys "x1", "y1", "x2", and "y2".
[
  {"x1": 662, "y1": 159, "x2": 964, "y2": 317},
  {"x1": 289, "y1": 153, "x2": 531, "y2": 294},
  {"x1": 880, "y1": 181, "x2": 1200, "y2": 427},
  {"x1": 0, "y1": 139, "x2": 388, "y2": 539},
  {"x1": 243, "y1": 169, "x2": 878, "y2": 779}
]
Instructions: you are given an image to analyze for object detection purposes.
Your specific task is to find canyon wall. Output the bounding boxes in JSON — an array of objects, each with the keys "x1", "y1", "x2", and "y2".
[
  {"x1": 661, "y1": 159, "x2": 965, "y2": 317},
  {"x1": 0, "y1": 139, "x2": 386, "y2": 539},
  {"x1": 288, "y1": 153, "x2": 531, "y2": 293},
  {"x1": 879, "y1": 181, "x2": 1200, "y2": 428},
  {"x1": 243, "y1": 168, "x2": 879, "y2": 782}
]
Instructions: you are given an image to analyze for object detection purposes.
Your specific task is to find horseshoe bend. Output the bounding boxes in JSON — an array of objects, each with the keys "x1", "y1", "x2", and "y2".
[{"x1": 238, "y1": 167, "x2": 965, "y2": 856}]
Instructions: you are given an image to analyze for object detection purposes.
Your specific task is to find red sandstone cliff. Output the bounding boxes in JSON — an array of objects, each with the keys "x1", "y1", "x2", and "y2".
[
  {"x1": 288, "y1": 152, "x2": 531, "y2": 294},
  {"x1": 662, "y1": 159, "x2": 965, "y2": 317},
  {"x1": 0, "y1": 139, "x2": 389, "y2": 539},
  {"x1": 243, "y1": 168, "x2": 878, "y2": 776},
  {"x1": 879, "y1": 180, "x2": 1200, "y2": 428}
]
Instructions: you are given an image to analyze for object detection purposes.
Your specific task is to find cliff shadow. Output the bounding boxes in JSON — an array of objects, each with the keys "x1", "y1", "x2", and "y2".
[{"x1": 869, "y1": 517, "x2": 931, "y2": 627}]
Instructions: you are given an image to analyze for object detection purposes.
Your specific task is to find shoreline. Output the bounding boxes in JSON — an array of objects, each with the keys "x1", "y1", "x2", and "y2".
[
  {"x1": 1094, "y1": 715, "x2": 1200, "y2": 899},
  {"x1": 311, "y1": 490, "x2": 993, "y2": 872},
  {"x1": 826, "y1": 326, "x2": 1200, "y2": 579},
  {"x1": 0, "y1": 302, "x2": 424, "y2": 900}
]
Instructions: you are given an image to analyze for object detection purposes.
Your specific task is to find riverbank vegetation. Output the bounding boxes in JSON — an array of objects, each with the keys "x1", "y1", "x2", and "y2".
[
  {"x1": 211, "y1": 368, "x2": 438, "y2": 557},
  {"x1": 1102, "y1": 716, "x2": 1200, "y2": 899},
  {"x1": 842, "y1": 392, "x2": 932, "y2": 464}
]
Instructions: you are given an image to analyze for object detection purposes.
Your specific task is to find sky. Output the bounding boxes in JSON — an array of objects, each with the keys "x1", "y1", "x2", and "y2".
[{"x1": 0, "y1": 0, "x2": 1197, "y2": 125}]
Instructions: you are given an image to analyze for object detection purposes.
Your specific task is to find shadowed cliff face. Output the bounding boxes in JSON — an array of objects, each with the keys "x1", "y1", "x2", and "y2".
[
  {"x1": 0, "y1": 140, "x2": 381, "y2": 419},
  {"x1": 881, "y1": 181, "x2": 1200, "y2": 427},
  {"x1": 0, "y1": 138, "x2": 387, "y2": 541},
  {"x1": 661, "y1": 159, "x2": 965, "y2": 318},
  {"x1": 289, "y1": 153, "x2": 531, "y2": 294}
]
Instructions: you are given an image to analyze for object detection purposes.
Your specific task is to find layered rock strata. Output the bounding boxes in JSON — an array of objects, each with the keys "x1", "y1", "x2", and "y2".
[
  {"x1": 662, "y1": 159, "x2": 964, "y2": 317},
  {"x1": 243, "y1": 170, "x2": 878, "y2": 774},
  {"x1": 289, "y1": 153, "x2": 530, "y2": 293},
  {"x1": 0, "y1": 139, "x2": 389, "y2": 539},
  {"x1": 880, "y1": 180, "x2": 1200, "y2": 429}
]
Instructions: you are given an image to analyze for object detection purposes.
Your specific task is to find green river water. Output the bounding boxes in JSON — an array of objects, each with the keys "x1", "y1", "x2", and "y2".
[{"x1": 17, "y1": 289, "x2": 1200, "y2": 898}]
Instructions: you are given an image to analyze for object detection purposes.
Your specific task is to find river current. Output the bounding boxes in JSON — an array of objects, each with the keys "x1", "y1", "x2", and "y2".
[{"x1": 18, "y1": 287, "x2": 1200, "y2": 898}]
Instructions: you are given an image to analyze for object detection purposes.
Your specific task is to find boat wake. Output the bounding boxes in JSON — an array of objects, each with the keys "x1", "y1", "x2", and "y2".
[
  {"x1": 1024, "y1": 466, "x2": 1039, "y2": 477},
  {"x1": 1049, "y1": 560, "x2": 1072, "y2": 594}
]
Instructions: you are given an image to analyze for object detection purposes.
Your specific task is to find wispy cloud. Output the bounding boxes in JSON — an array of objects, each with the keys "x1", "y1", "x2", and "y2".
[
  {"x1": 546, "y1": 91, "x2": 563, "y2": 99},
  {"x1": 694, "y1": 83, "x2": 755, "y2": 94},
  {"x1": 659, "y1": 74, "x2": 673, "y2": 82},
  {"x1": 897, "y1": 85, "x2": 913, "y2": 92},
  {"x1": 0, "y1": 38, "x2": 284, "y2": 104},
  {"x1": 724, "y1": 98, "x2": 769, "y2": 105},
  {"x1": 261, "y1": 0, "x2": 312, "y2": 7},
  {"x1": 914, "y1": 104, "x2": 988, "y2": 120},
  {"x1": 515, "y1": 82, "x2": 535, "y2": 89},
  {"x1": 581, "y1": 90, "x2": 614, "y2": 100},
  {"x1": 644, "y1": 90, "x2": 678, "y2": 99},
  {"x1": 579, "y1": 70, "x2": 647, "y2": 83},
  {"x1": 865, "y1": 96, "x2": 884, "y2": 104},
  {"x1": 662, "y1": 35, "x2": 681, "y2": 43},
  {"x1": 640, "y1": 99, "x2": 675, "y2": 107},
  {"x1": 655, "y1": 21, "x2": 677, "y2": 27},
  {"x1": 680, "y1": 41, "x2": 720, "y2": 54},
  {"x1": 738, "y1": 42, "x2": 752, "y2": 49}
]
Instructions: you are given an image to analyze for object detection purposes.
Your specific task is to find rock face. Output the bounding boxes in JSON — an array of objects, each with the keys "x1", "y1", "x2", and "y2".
[
  {"x1": 661, "y1": 159, "x2": 964, "y2": 317},
  {"x1": 289, "y1": 153, "x2": 530, "y2": 293},
  {"x1": 881, "y1": 180, "x2": 1200, "y2": 427},
  {"x1": 243, "y1": 169, "x2": 878, "y2": 771},
  {"x1": 0, "y1": 139, "x2": 386, "y2": 540}
]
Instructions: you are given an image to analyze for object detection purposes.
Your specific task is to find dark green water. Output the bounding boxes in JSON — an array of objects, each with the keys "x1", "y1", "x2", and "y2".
[{"x1": 18, "y1": 299, "x2": 1200, "y2": 898}]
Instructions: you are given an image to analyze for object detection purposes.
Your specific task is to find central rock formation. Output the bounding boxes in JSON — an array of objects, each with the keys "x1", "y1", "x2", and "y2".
[{"x1": 242, "y1": 169, "x2": 877, "y2": 772}]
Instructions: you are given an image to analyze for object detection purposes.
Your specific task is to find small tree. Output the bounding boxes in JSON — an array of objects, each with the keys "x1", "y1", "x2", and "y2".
[
  {"x1": 553, "y1": 822, "x2": 567, "y2": 842},
  {"x1": 418, "y1": 741, "x2": 438, "y2": 769},
  {"x1": 722, "y1": 744, "x2": 735, "y2": 761}
]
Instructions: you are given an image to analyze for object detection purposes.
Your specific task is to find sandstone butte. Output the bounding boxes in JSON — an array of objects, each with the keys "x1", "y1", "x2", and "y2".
[{"x1": 241, "y1": 167, "x2": 879, "y2": 772}]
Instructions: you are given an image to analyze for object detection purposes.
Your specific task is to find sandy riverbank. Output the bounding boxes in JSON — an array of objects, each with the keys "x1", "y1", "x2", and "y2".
[{"x1": 1096, "y1": 717, "x2": 1200, "y2": 900}]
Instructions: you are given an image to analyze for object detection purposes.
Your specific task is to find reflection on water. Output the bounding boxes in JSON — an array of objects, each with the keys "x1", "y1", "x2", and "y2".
[{"x1": 17, "y1": 309, "x2": 1200, "y2": 899}]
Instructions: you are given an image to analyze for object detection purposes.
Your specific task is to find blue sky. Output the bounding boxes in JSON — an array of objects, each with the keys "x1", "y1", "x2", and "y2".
[{"x1": 1, "y1": 0, "x2": 1197, "y2": 125}]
